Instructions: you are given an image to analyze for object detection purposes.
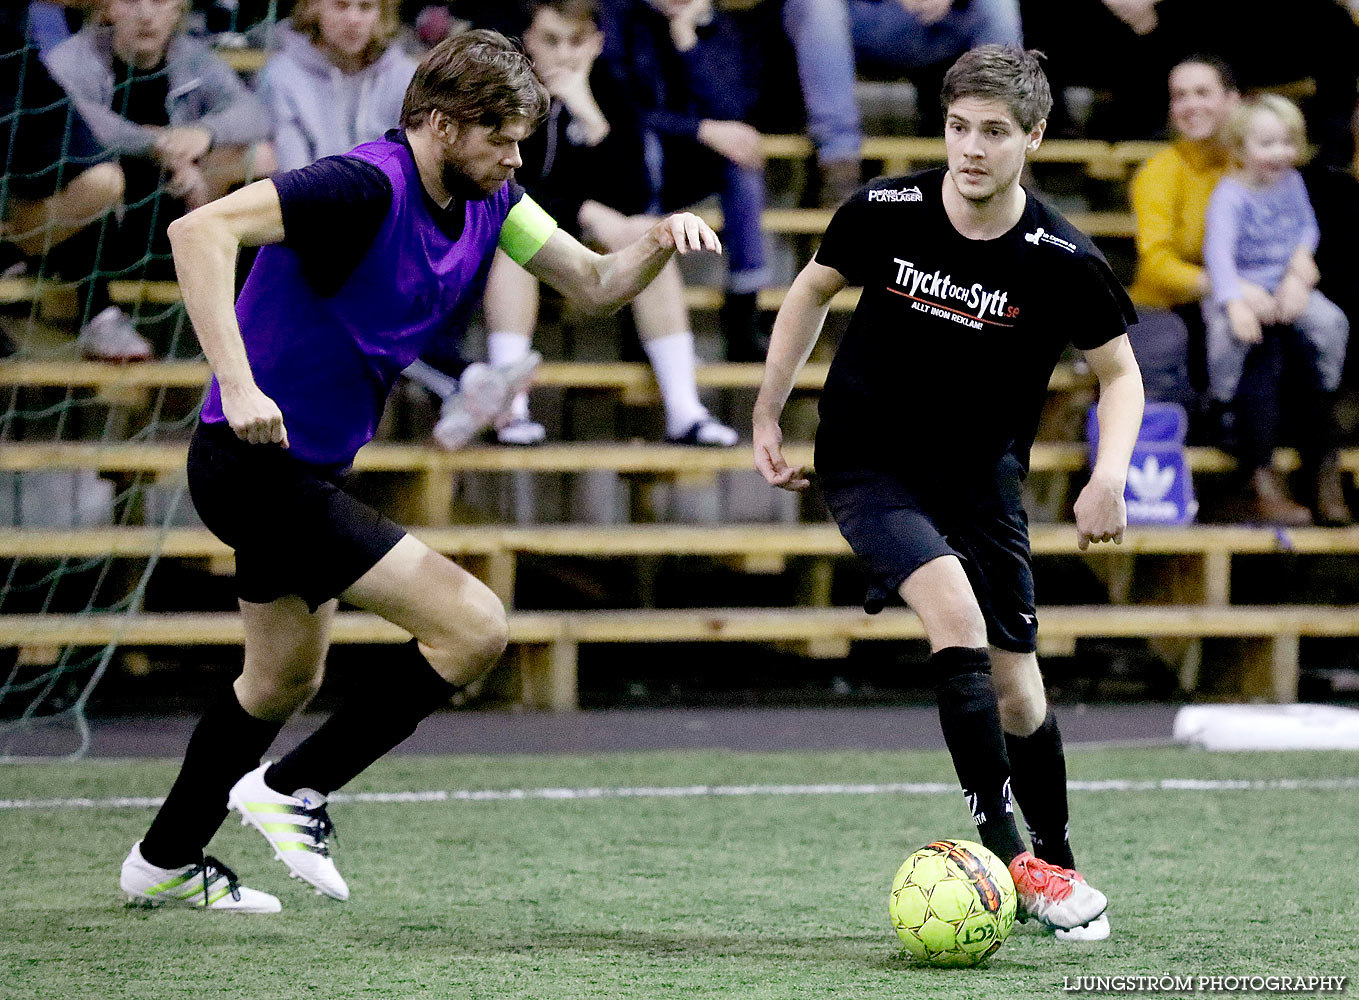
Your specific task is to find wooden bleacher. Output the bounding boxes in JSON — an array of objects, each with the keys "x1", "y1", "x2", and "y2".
[
  {"x1": 690, "y1": 207, "x2": 1135, "y2": 239},
  {"x1": 4, "y1": 523, "x2": 1359, "y2": 609},
  {"x1": 2, "y1": 438, "x2": 1353, "y2": 480},
  {"x1": 1, "y1": 604, "x2": 1353, "y2": 710},
  {"x1": 0, "y1": 277, "x2": 869, "y2": 315},
  {"x1": 0, "y1": 355, "x2": 1093, "y2": 397}
]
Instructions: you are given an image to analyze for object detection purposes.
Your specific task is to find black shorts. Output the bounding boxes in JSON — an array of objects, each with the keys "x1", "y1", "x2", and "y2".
[
  {"x1": 187, "y1": 420, "x2": 406, "y2": 611},
  {"x1": 820, "y1": 468, "x2": 1038, "y2": 653}
]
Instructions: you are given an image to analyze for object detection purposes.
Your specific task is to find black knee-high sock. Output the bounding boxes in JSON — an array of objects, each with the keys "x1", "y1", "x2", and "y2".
[
  {"x1": 140, "y1": 687, "x2": 285, "y2": 869},
  {"x1": 265, "y1": 640, "x2": 460, "y2": 797},
  {"x1": 932, "y1": 646, "x2": 1026, "y2": 864},
  {"x1": 1005, "y1": 709, "x2": 1076, "y2": 870}
]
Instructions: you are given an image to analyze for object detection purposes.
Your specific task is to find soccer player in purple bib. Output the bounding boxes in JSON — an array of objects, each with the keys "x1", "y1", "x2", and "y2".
[
  {"x1": 754, "y1": 45, "x2": 1144, "y2": 941},
  {"x1": 118, "y1": 29, "x2": 721, "y2": 912}
]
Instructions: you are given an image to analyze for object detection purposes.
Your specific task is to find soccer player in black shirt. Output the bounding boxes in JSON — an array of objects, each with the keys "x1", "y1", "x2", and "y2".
[{"x1": 753, "y1": 45, "x2": 1144, "y2": 941}]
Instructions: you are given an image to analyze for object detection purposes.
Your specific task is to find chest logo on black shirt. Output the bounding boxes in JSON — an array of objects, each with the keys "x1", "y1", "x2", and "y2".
[
  {"x1": 1023, "y1": 227, "x2": 1078, "y2": 253},
  {"x1": 888, "y1": 258, "x2": 1020, "y2": 330},
  {"x1": 868, "y1": 185, "x2": 923, "y2": 203}
]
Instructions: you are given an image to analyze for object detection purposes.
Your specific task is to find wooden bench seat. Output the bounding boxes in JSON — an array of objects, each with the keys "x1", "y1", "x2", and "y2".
[
  {"x1": 0, "y1": 355, "x2": 1092, "y2": 397},
  {"x1": 10, "y1": 522, "x2": 1358, "y2": 559},
  {"x1": 2, "y1": 439, "x2": 1353, "y2": 478},
  {"x1": 5, "y1": 524, "x2": 1358, "y2": 610},
  {"x1": 694, "y1": 207, "x2": 1135, "y2": 239},
  {"x1": 0, "y1": 604, "x2": 1352, "y2": 708},
  {"x1": 0, "y1": 278, "x2": 865, "y2": 315},
  {"x1": 3, "y1": 441, "x2": 1355, "y2": 527}
]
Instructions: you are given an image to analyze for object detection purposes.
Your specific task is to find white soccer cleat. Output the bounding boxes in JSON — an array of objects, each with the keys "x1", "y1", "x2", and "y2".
[
  {"x1": 120, "y1": 841, "x2": 280, "y2": 912},
  {"x1": 1054, "y1": 912, "x2": 1111, "y2": 942},
  {"x1": 1008, "y1": 851, "x2": 1107, "y2": 931},
  {"x1": 227, "y1": 763, "x2": 349, "y2": 901},
  {"x1": 431, "y1": 352, "x2": 542, "y2": 450}
]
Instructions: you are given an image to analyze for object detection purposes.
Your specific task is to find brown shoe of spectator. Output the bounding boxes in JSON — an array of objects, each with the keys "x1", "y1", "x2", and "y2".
[
  {"x1": 1313, "y1": 454, "x2": 1353, "y2": 527},
  {"x1": 1248, "y1": 467, "x2": 1312, "y2": 526}
]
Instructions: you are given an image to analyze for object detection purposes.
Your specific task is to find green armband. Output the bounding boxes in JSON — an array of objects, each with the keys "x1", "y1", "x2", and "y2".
[{"x1": 499, "y1": 194, "x2": 558, "y2": 265}]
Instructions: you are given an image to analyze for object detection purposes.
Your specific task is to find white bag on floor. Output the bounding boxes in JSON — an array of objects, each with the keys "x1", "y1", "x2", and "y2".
[{"x1": 1173, "y1": 703, "x2": 1359, "y2": 750}]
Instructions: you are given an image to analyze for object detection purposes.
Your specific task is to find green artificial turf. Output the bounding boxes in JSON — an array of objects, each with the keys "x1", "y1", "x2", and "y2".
[{"x1": 1, "y1": 746, "x2": 1356, "y2": 999}]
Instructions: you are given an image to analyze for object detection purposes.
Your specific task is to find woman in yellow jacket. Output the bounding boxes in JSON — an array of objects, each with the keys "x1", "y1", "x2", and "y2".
[{"x1": 1127, "y1": 55, "x2": 1239, "y2": 405}]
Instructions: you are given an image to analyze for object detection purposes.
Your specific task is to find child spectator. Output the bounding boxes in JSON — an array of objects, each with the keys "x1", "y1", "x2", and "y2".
[
  {"x1": 473, "y1": 0, "x2": 737, "y2": 446},
  {"x1": 1202, "y1": 94, "x2": 1352, "y2": 525},
  {"x1": 45, "y1": 0, "x2": 274, "y2": 359},
  {"x1": 257, "y1": 0, "x2": 417, "y2": 172}
]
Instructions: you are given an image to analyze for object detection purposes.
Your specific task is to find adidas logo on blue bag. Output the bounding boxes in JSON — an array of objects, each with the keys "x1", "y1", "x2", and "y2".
[{"x1": 1086, "y1": 402, "x2": 1198, "y2": 525}]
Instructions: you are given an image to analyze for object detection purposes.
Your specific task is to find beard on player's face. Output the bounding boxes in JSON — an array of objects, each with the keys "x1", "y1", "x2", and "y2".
[{"x1": 440, "y1": 157, "x2": 504, "y2": 201}]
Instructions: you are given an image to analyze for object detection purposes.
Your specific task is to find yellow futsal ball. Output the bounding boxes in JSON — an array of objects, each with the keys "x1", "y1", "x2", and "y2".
[{"x1": 889, "y1": 839, "x2": 1017, "y2": 968}]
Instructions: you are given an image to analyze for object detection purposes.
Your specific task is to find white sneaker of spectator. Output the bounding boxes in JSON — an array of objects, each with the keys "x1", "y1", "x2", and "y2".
[
  {"x1": 78, "y1": 306, "x2": 153, "y2": 362},
  {"x1": 429, "y1": 352, "x2": 542, "y2": 450},
  {"x1": 495, "y1": 417, "x2": 547, "y2": 446}
]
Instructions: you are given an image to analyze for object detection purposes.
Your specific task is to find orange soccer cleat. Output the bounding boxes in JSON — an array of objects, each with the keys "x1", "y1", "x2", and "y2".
[{"x1": 1008, "y1": 851, "x2": 1108, "y2": 932}]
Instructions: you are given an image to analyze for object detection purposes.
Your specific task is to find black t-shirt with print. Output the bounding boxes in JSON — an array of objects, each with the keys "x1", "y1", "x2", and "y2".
[{"x1": 813, "y1": 167, "x2": 1136, "y2": 492}]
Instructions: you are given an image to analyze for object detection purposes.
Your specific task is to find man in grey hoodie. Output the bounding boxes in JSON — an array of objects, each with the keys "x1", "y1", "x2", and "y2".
[
  {"x1": 257, "y1": 0, "x2": 418, "y2": 173},
  {"x1": 44, "y1": 0, "x2": 274, "y2": 359}
]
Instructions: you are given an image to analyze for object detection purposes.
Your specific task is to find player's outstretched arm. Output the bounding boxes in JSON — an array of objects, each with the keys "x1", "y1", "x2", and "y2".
[
  {"x1": 753, "y1": 259, "x2": 846, "y2": 492},
  {"x1": 520, "y1": 213, "x2": 720, "y2": 315},
  {"x1": 1074, "y1": 334, "x2": 1145, "y2": 549},
  {"x1": 168, "y1": 180, "x2": 290, "y2": 446}
]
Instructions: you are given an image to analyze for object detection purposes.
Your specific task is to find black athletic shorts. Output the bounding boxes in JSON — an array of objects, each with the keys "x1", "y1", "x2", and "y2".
[
  {"x1": 187, "y1": 420, "x2": 406, "y2": 611},
  {"x1": 819, "y1": 465, "x2": 1038, "y2": 653}
]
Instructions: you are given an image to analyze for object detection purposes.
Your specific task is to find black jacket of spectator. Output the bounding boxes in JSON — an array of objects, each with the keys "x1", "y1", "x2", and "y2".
[
  {"x1": 597, "y1": 0, "x2": 761, "y2": 144},
  {"x1": 515, "y1": 62, "x2": 653, "y2": 230}
]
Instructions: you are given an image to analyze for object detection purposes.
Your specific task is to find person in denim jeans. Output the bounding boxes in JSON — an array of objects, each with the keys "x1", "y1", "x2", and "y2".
[
  {"x1": 850, "y1": 0, "x2": 1022, "y2": 132},
  {"x1": 779, "y1": 0, "x2": 863, "y2": 205}
]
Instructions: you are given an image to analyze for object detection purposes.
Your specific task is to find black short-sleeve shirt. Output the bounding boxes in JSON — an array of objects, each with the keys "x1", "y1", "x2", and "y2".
[{"x1": 813, "y1": 167, "x2": 1136, "y2": 486}]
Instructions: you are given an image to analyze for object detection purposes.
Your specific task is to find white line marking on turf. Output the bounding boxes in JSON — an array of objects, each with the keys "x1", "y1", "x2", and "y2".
[{"x1": 1, "y1": 777, "x2": 1357, "y2": 812}]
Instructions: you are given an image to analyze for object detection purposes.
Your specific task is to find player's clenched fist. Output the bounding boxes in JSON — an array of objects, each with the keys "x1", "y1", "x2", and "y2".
[
  {"x1": 1073, "y1": 475, "x2": 1126, "y2": 550},
  {"x1": 220, "y1": 382, "x2": 290, "y2": 448},
  {"x1": 652, "y1": 212, "x2": 722, "y2": 255}
]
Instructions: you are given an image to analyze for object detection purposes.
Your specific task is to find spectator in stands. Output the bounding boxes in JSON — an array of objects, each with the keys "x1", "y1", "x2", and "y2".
[
  {"x1": 257, "y1": 0, "x2": 418, "y2": 173},
  {"x1": 848, "y1": 0, "x2": 1022, "y2": 134},
  {"x1": 0, "y1": 4, "x2": 124, "y2": 358},
  {"x1": 597, "y1": 0, "x2": 772, "y2": 360},
  {"x1": 1202, "y1": 95, "x2": 1352, "y2": 525},
  {"x1": 471, "y1": 0, "x2": 738, "y2": 446},
  {"x1": 1020, "y1": 0, "x2": 1180, "y2": 140},
  {"x1": 1126, "y1": 55, "x2": 1238, "y2": 414},
  {"x1": 45, "y1": 0, "x2": 275, "y2": 360},
  {"x1": 451, "y1": 0, "x2": 865, "y2": 207}
]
